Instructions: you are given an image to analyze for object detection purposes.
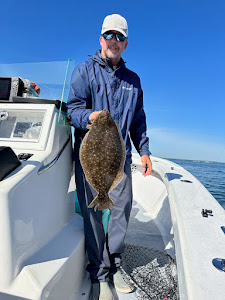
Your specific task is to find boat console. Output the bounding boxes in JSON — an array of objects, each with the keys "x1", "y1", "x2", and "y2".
[{"x1": 0, "y1": 77, "x2": 90, "y2": 299}]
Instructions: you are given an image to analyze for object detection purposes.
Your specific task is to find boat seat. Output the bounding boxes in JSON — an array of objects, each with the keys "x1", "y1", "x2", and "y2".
[{"x1": 0, "y1": 146, "x2": 21, "y2": 181}]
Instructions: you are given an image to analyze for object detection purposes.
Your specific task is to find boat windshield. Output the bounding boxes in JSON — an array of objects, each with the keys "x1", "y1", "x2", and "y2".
[
  {"x1": 0, "y1": 59, "x2": 75, "y2": 143},
  {"x1": 0, "y1": 59, "x2": 75, "y2": 102}
]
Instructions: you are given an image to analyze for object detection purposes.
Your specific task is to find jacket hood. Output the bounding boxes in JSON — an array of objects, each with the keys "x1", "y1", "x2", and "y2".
[{"x1": 88, "y1": 49, "x2": 126, "y2": 70}]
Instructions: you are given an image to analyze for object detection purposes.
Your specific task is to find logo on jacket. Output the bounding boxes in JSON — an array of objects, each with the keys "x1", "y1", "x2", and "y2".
[{"x1": 122, "y1": 86, "x2": 132, "y2": 91}]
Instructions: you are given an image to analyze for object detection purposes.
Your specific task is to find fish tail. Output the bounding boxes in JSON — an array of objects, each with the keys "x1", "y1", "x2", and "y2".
[{"x1": 88, "y1": 192, "x2": 115, "y2": 211}]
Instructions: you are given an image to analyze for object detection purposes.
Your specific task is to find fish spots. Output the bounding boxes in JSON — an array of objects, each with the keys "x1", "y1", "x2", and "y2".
[{"x1": 79, "y1": 109, "x2": 126, "y2": 211}]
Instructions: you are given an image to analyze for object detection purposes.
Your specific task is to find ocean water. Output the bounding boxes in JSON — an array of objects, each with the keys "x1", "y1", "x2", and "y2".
[{"x1": 169, "y1": 159, "x2": 225, "y2": 210}]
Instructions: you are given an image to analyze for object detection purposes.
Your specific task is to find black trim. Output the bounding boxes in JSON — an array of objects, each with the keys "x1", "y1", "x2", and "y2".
[
  {"x1": 12, "y1": 96, "x2": 67, "y2": 112},
  {"x1": 0, "y1": 147, "x2": 21, "y2": 181}
]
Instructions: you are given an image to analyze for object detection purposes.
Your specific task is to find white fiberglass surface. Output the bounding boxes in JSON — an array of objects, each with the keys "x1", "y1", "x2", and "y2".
[{"x1": 0, "y1": 109, "x2": 45, "y2": 142}]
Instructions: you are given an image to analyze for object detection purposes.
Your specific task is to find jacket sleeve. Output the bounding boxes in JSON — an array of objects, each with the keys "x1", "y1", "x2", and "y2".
[
  {"x1": 129, "y1": 83, "x2": 151, "y2": 157},
  {"x1": 66, "y1": 62, "x2": 94, "y2": 130}
]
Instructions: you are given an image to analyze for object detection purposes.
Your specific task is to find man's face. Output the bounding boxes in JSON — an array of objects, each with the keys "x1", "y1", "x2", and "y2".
[{"x1": 100, "y1": 30, "x2": 128, "y2": 64}]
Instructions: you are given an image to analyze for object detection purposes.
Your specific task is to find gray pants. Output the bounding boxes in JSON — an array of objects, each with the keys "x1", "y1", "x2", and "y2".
[{"x1": 75, "y1": 162, "x2": 133, "y2": 283}]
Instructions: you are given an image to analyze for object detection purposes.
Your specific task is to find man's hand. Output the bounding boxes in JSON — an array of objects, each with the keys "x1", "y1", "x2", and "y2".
[
  {"x1": 141, "y1": 155, "x2": 152, "y2": 177},
  {"x1": 89, "y1": 111, "x2": 103, "y2": 123}
]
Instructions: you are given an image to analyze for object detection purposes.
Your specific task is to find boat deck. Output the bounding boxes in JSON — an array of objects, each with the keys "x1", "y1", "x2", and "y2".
[
  {"x1": 114, "y1": 200, "x2": 166, "y2": 300},
  {"x1": 126, "y1": 200, "x2": 165, "y2": 251},
  {"x1": 89, "y1": 199, "x2": 167, "y2": 300}
]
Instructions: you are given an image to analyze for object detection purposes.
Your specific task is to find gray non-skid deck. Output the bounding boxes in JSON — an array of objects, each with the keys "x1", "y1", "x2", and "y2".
[
  {"x1": 112, "y1": 200, "x2": 166, "y2": 300},
  {"x1": 89, "y1": 199, "x2": 166, "y2": 300},
  {"x1": 125, "y1": 200, "x2": 165, "y2": 251}
]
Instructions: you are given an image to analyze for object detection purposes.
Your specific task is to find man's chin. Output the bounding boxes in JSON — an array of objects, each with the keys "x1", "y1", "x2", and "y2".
[{"x1": 106, "y1": 51, "x2": 120, "y2": 60}]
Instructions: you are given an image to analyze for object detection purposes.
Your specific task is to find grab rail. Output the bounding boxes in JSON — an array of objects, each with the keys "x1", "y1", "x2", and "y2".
[{"x1": 38, "y1": 137, "x2": 71, "y2": 175}]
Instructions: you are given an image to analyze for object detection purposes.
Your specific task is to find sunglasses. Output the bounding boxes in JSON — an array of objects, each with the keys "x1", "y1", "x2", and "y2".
[{"x1": 102, "y1": 31, "x2": 127, "y2": 42}]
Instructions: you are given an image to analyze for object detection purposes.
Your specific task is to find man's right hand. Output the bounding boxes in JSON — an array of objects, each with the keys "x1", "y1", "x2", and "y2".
[{"x1": 89, "y1": 111, "x2": 103, "y2": 123}]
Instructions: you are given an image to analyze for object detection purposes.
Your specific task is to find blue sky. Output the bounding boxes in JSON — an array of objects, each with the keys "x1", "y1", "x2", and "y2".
[{"x1": 1, "y1": 0, "x2": 225, "y2": 162}]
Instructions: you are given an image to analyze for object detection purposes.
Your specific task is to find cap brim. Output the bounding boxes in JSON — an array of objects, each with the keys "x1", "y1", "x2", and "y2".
[{"x1": 101, "y1": 27, "x2": 128, "y2": 38}]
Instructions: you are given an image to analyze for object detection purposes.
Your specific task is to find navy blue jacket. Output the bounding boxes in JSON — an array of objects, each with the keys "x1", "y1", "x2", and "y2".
[{"x1": 67, "y1": 50, "x2": 151, "y2": 163}]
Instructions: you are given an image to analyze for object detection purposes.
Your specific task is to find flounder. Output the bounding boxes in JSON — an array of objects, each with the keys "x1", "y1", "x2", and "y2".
[{"x1": 79, "y1": 109, "x2": 126, "y2": 211}]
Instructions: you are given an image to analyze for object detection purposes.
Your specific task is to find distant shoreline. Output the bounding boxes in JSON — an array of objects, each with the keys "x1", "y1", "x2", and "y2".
[{"x1": 164, "y1": 158, "x2": 225, "y2": 164}]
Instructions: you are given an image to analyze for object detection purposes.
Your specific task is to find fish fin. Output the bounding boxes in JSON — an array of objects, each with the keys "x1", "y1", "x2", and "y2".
[
  {"x1": 79, "y1": 130, "x2": 90, "y2": 164},
  {"x1": 109, "y1": 170, "x2": 124, "y2": 193},
  {"x1": 108, "y1": 123, "x2": 126, "y2": 193},
  {"x1": 115, "y1": 123, "x2": 126, "y2": 162},
  {"x1": 88, "y1": 196, "x2": 98, "y2": 209},
  {"x1": 88, "y1": 193, "x2": 115, "y2": 211}
]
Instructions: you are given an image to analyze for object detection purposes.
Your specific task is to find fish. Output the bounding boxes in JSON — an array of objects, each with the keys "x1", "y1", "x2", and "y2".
[{"x1": 79, "y1": 109, "x2": 126, "y2": 211}]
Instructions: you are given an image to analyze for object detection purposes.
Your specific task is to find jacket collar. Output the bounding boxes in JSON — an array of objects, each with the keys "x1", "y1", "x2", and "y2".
[{"x1": 89, "y1": 49, "x2": 126, "y2": 71}]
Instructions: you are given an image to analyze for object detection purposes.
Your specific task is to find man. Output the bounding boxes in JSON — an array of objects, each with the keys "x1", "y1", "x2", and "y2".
[{"x1": 67, "y1": 14, "x2": 152, "y2": 300}]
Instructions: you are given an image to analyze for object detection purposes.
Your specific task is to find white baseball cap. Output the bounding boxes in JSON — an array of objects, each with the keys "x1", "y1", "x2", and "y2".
[{"x1": 101, "y1": 14, "x2": 128, "y2": 38}]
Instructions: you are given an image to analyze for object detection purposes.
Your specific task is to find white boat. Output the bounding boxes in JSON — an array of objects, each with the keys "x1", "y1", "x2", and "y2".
[{"x1": 0, "y1": 76, "x2": 225, "y2": 300}]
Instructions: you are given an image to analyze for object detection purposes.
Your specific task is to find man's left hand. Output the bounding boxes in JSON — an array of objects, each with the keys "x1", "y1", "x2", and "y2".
[{"x1": 141, "y1": 155, "x2": 152, "y2": 177}]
